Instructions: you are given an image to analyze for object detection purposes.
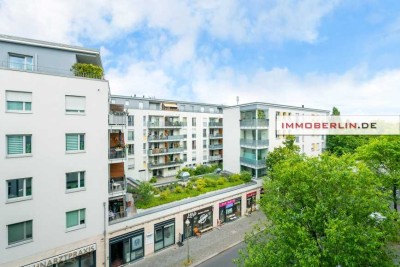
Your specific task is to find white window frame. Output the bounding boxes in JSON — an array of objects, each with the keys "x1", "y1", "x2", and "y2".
[
  {"x1": 8, "y1": 53, "x2": 34, "y2": 71},
  {"x1": 66, "y1": 208, "x2": 86, "y2": 231},
  {"x1": 7, "y1": 220, "x2": 33, "y2": 247},
  {"x1": 128, "y1": 131, "x2": 134, "y2": 141},
  {"x1": 66, "y1": 171, "x2": 85, "y2": 192},
  {"x1": 66, "y1": 134, "x2": 85, "y2": 153},
  {"x1": 6, "y1": 91, "x2": 32, "y2": 113},
  {"x1": 65, "y1": 95, "x2": 86, "y2": 114},
  {"x1": 128, "y1": 144, "x2": 134, "y2": 156},
  {"x1": 128, "y1": 115, "x2": 134, "y2": 126},
  {"x1": 6, "y1": 177, "x2": 32, "y2": 203},
  {"x1": 6, "y1": 135, "x2": 32, "y2": 157}
]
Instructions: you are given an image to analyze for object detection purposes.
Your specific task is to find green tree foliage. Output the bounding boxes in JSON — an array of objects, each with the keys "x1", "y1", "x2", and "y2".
[
  {"x1": 133, "y1": 182, "x2": 154, "y2": 203},
  {"x1": 239, "y1": 153, "x2": 400, "y2": 266},
  {"x1": 266, "y1": 135, "x2": 300, "y2": 175},
  {"x1": 240, "y1": 171, "x2": 252, "y2": 183},
  {"x1": 71, "y1": 63, "x2": 104, "y2": 79},
  {"x1": 357, "y1": 136, "x2": 400, "y2": 211},
  {"x1": 325, "y1": 107, "x2": 371, "y2": 156}
]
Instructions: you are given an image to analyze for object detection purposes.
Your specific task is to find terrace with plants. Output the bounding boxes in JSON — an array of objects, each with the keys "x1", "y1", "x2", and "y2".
[{"x1": 129, "y1": 165, "x2": 252, "y2": 209}]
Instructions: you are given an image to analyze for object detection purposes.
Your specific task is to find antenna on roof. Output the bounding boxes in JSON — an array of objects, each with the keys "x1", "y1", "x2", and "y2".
[{"x1": 236, "y1": 96, "x2": 239, "y2": 105}]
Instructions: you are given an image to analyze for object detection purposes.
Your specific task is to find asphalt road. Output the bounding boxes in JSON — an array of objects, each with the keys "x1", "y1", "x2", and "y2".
[{"x1": 196, "y1": 241, "x2": 246, "y2": 267}]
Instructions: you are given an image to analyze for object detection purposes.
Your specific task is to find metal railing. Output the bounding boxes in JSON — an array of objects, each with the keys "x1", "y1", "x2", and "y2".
[
  {"x1": 0, "y1": 60, "x2": 105, "y2": 80},
  {"x1": 209, "y1": 122, "x2": 223, "y2": 127},
  {"x1": 209, "y1": 144, "x2": 223, "y2": 149},
  {"x1": 147, "y1": 121, "x2": 184, "y2": 128},
  {"x1": 209, "y1": 155, "x2": 223, "y2": 161},
  {"x1": 240, "y1": 119, "x2": 269, "y2": 128},
  {"x1": 108, "y1": 210, "x2": 127, "y2": 222},
  {"x1": 109, "y1": 148, "x2": 125, "y2": 159},
  {"x1": 109, "y1": 114, "x2": 126, "y2": 125},
  {"x1": 148, "y1": 147, "x2": 184, "y2": 156},
  {"x1": 240, "y1": 157, "x2": 266, "y2": 168},
  {"x1": 148, "y1": 135, "x2": 184, "y2": 142},
  {"x1": 148, "y1": 160, "x2": 184, "y2": 169},
  {"x1": 209, "y1": 133, "x2": 223, "y2": 139},
  {"x1": 240, "y1": 139, "x2": 269, "y2": 147}
]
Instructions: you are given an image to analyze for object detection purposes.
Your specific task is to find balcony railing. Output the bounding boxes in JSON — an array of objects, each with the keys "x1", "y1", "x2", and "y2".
[
  {"x1": 148, "y1": 135, "x2": 184, "y2": 142},
  {"x1": 209, "y1": 122, "x2": 223, "y2": 127},
  {"x1": 209, "y1": 144, "x2": 223, "y2": 150},
  {"x1": 209, "y1": 155, "x2": 223, "y2": 161},
  {"x1": 109, "y1": 179, "x2": 126, "y2": 194},
  {"x1": 148, "y1": 121, "x2": 184, "y2": 128},
  {"x1": 240, "y1": 119, "x2": 269, "y2": 128},
  {"x1": 109, "y1": 148, "x2": 125, "y2": 159},
  {"x1": 240, "y1": 157, "x2": 266, "y2": 168},
  {"x1": 240, "y1": 139, "x2": 269, "y2": 147},
  {"x1": 209, "y1": 134, "x2": 223, "y2": 139},
  {"x1": 0, "y1": 60, "x2": 105, "y2": 80},
  {"x1": 109, "y1": 210, "x2": 127, "y2": 222},
  {"x1": 148, "y1": 160, "x2": 184, "y2": 169},
  {"x1": 109, "y1": 114, "x2": 126, "y2": 125},
  {"x1": 148, "y1": 147, "x2": 184, "y2": 156}
]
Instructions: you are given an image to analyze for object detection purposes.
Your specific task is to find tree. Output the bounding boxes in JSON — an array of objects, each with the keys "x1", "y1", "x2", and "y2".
[
  {"x1": 326, "y1": 107, "x2": 371, "y2": 156},
  {"x1": 357, "y1": 136, "x2": 400, "y2": 211},
  {"x1": 134, "y1": 182, "x2": 154, "y2": 203},
  {"x1": 238, "y1": 153, "x2": 400, "y2": 266},
  {"x1": 266, "y1": 135, "x2": 299, "y2": 175}
]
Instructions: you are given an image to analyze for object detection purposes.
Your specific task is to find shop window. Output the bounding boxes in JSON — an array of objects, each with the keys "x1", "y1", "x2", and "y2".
[
  {"x1": 154, "y1": 219, "x2": 175, "y2": 252},
  {"x1": 110, "y1": 230, "x2": 144, "y2": 266}
]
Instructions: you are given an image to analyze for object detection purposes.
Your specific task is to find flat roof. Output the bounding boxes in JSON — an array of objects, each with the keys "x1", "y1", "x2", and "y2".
[
  {"x1": 0, "y1": 34, "x2": 100, "y2": 54},
  {"x1": 225, "y1": 102, "x2": 330, "y2": 113}
]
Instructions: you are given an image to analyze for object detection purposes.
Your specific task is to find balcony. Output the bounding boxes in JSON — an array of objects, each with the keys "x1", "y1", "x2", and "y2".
[
  {"x1": 240, "y1": 139, "x2": 269, "y2": 148},
  {"x1": 109, "y1": 148, "x2": 125, "y2": 160},
  {"x1": 209, "y1": 122, "x2": 223, "y2": 128},
  {"x1": 240, "y1": 157, "x2": 266, "y2": 168},
  {"x1": 109, "y1": 178, "x2": 126, "y2": 196},
  {"x1": 148, "y1": 121, "x2": 184, "y2": 128},
  {"x1": 209, "y1": 134, "x2": 223, "y2": 139},
  {"x1": 148, "y1": 160, "x2": 184, "y2": 170},
  {"x1": 148, "y1": 147, "x2": 184, "y2": 156},
  {"x1": 240, "y1": 119, "x2": 269, "y2": 128},
  {"x1": 0, "y1": 60, "x2": 105, "y2": 80},
  {"x1": 148, "y1": 135, "x2": 184, "y2": 142},
  {"x1": 209, "y1": 144, "x2": 223, "y2": 150},
  {"x1": 209, "y1": 155, "x2": 223, "y2": 161},
  {"x1": 109, "y1": 114, "x2": 126, "y2": 125}
]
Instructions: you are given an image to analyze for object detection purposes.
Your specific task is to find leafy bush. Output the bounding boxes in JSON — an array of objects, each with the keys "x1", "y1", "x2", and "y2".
[
  {"x1": 149, "y1": 177, "x2": 157, "y2": 183},
  {"x1": 228, "y1": 174, "x2": 241, "y2": 182},
  {"x1": 187, "y1": 181, "x2": 194, "y2": 189},
  {"x1": 152, "y1": 187, "x2": 160, "y2": 195},
  {"x1": 134, "y1": 182, "x2": 154, "y2": 202},
  {"x1": 196, "y1": 179, "x2": 206, "y2": 191},
  {"x1": 205, "y1": 178, "x2": 217, "y2": 187},
  {"x1": 174, "y1": 186, "x2": 183, "y2": 193},
  {"x1": 217, "y1": 177, "x2": 226, "y2": 185},
  {"x1": 71, "y1": 63, "x2": 104, "y2": 79},
  {"x1": 240, "y1": 171, "x2": 252, "y2": 183},
  {"x1": 160, "y1": 189, "x2": 170, "y2": 200}
]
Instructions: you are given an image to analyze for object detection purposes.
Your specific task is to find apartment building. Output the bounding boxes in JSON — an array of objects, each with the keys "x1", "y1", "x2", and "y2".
[
  {"x1": 0, "y1": 35, "x2": 109, "y2": 267},
  {"x1": 223, "y1": 103, "x2": 330, "y2": 178}
]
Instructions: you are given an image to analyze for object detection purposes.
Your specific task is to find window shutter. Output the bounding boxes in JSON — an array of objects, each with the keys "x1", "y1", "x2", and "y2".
[
  {"x1": 65, "y1": 96, "x2": 85, "y2": 112},
  {"x1": 6, "y1": 91, "x2": 32, "y2": 102},
  {"x1": 7, "y1": 136, "x2": 23, "y2": 154},
  {"x1": 66, "y1": 134, "x2": 78, "y2": 150},
  {"x1": 66, "y1": 211, "x2": 78, "y2": 228}
]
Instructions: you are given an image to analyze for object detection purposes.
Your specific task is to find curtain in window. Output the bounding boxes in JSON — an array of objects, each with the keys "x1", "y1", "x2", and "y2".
[
  {"x1": 7, "y1": 136, "x2": 23, "y2": 154},
  {"x1": 66, "y1": 135, "x2": 78, "y2": 151},
  {"x1": 66, "y1": 210, "x2": 78, "y2": 228}
]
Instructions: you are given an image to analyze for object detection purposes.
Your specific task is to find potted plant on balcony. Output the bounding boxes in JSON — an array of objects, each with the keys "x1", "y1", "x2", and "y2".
[{"x1": 71, "y1": 63, "x2": 104, "y2": 79}]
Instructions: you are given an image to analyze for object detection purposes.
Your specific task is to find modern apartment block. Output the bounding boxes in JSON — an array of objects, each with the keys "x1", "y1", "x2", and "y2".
[
  {"x1": 223, "y1": 103, "x2": 330, "y2": 178},
  {"x1": 0, "y1": 35, "x2": 109, "y2": 267},
  {"x1": 108, "y1": 95, "x2": 224, "y2": 182}
]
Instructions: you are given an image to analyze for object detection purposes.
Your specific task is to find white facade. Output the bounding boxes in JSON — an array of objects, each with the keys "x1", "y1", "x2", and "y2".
[
  {"x1": 0, "y1": 37, "x2": 109, "y2": 267},
  {"x1": 223, "y1": 103, "x2": 329, "y2": 178}
]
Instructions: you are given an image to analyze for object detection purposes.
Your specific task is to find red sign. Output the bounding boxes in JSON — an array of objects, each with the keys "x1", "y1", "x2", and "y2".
[
  {"x1": 219, "y1": 199, "x2": 235, "y2": 207},
  {"x1": 247, "y1": 191, "x2": 256, "y2": 198}
]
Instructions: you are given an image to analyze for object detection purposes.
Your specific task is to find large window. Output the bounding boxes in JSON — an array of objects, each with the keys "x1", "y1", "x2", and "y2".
[
  {"x1": 66, "y1": 209, "x2": 86, "y2": 229},
  {"x1": 66, "y1": 171, "x2": 85, "y2": 191},
  {"x1": 128, "y1": 115, "x2": 134, "y2": 126},
  {"x1": 7, "y1": 135, "x2": 32, "y2": 155},
  {"x1": 65, "y1": 95, "x2": 86, "y2": 114},
  {"x1": 110, "y1": 229, "x2": 144, "y2": 266},
  {"x1": 9, "y1": 54, "x2": 33, "y2": 71},
  {"x1": 8, "y1": 220, "x2": 32, "y2": 245},
  {"x1": 7, "y1": 178, "x2": 32, "y2": 200},
  {"x1": 66, "y1": 134, "x2": 85, "y2": 151},
  {"x1": 6, "y1": 91, "x2": 32, "y2": 112},
  {"x1": 154, "y1": 219, "x2": 175, "y2": 252},
  {"x1": 128, "y1": 131, "x2": 134, "y2": 141},
  {"x1": 128, "y1": 144, "x2": 134, "y2": 155}
]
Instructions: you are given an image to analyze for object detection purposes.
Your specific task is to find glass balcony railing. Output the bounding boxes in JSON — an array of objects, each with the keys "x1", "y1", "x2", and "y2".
[
  {"x1": 148, "y1": 147, "x2": 184, "y2": 156},
  {"x1": 240, "y1": 119, "x2": 269, "y2": 128},
  {"x1": 240, "y1": 157, "x2": 266, "y2": 168},
  {"x1": 209, "y1": 155, "x2": 223, "y2": 161},
  {"x1": 209, "y1": 122, "x2": 223, "y2": 127},
  {"x1": 109, "y1": 114, "x2": 126, "y2": 125},
  {"x1": 240, "y1": 139, "x2": 269, "y2": 147},
  {"x1": 109, "y1": 148, "x2": 125, "y2": 159},
  {"x1": 108, "y1": 179, "x2": 126, "y2": 194},
  {"x1": 209, "y1": 133, "x2": 223, "y2": 139},
  {"x1": 209, "y1": 144, "x2": 223, "y2": 150},
  {"x1": 148, "y1": 135, "x2": 184, "y2": 142},
  {"x1": 148, "y1": 121, "x2": 184, "y2": 128},
  {"x1": 148, "y1": 160, "x2": 184, "y2": 169}
]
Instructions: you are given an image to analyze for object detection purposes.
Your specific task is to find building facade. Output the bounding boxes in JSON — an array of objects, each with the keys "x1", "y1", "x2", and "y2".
[
  {"x1": 223, "y1": 103, "x2": 330, "y2": 178},
  {"x1": 0, "y1": 35, "x2": 109, "y2": 267}
]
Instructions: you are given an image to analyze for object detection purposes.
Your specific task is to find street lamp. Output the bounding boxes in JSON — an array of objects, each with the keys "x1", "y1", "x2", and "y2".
[{"x1": 185, "y1": 218, "x2": 190, "y2": 264}]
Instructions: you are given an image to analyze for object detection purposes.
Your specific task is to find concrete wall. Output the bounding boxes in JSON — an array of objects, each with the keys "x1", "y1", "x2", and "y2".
[{"x1": 223, "y1": 107, "x2": 241, "y2": 173}]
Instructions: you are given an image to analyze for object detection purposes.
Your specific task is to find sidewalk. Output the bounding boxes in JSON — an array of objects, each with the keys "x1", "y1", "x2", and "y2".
[{"x1": 128, "y1": 211, "x2": 266, "y2": 267}]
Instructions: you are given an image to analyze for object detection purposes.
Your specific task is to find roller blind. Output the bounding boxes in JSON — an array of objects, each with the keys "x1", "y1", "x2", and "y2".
[
  {"x1": 66, "y1": 134, "x2": 78, "y2": 151},
  {"x1": 65, "y1": 95, "x2": 85, "y2": 112},
  {"x1": 6, "y1": 91, "x2": 32, "y2": 102},
  {"x1": 7, "y1": 136, "x2": 23, "y2": 154}
]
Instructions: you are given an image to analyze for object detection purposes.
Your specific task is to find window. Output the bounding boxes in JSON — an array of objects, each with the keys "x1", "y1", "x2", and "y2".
[
  {"x1": 200, "y1": 107, "x2": 204, "y2": 112},
  {"x1": 192, "y1": 118, "x2": 196, "y2": 127},
  {"x1": 7, "y1": 178, "x2": 32, "y2": 200},
  {"x1": 7, "y1": 135, "x2": 31, "y2": 155},
  {"x1": 128, "y1": 131, "x2": 134, "y2": 141},
  {"x1": 203, "y1": 129, "x2": 207, "y2": 138},
  {"x1": 66, "y1": 134, "x2": 85, "y2": 152},
  {"x1": 128, "y1": 115, "x2": 134, "y2": 126},
  {"x1": 66, "y1": 209, "x2": 86, "y2": 229},
  {"x1": 139, "y1": 102, "x2": 143, "y2": 109},
  {"x1": 210, "y1": 107, "x2": 214, "y2": 113},
  {"x1": 66, "y1": 171, "x2": 85, "y2": 191},
  {"x1": 9, "y1": 54, "x2": 33, "y2": 71},
  {"x1": 65, "y1": 95, "x2": 85, "y2": 114},
  {"x1": 6, "y1": 91, "x2": 32, "y2": 112},
  {"x1": 203, "y1": 140, "x2": 207, "y2": 148},
  {"x1": 8, "y1": 220, "x2": 32, "y2": 245},
  {"x1": 128, "y1": 144, "x2": 134, "y2": 155},
  {"x1": 192, "y1": 141, "x2": 196, "y2": 150}
]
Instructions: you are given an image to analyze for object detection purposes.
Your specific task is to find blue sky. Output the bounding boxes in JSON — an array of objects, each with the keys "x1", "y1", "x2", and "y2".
[{"x1": 1, "y1": 0, "x2": 400, "y2": 114}]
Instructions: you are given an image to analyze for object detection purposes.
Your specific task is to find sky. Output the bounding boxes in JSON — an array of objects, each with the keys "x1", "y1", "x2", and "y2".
[{"x1": 0, "y1": 0, "x2": 400, "y2": 114}]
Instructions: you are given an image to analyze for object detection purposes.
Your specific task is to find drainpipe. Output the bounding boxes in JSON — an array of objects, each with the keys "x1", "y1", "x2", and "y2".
[{"x1": 103, "y1": 202, "x2": 107, "y2": 267}]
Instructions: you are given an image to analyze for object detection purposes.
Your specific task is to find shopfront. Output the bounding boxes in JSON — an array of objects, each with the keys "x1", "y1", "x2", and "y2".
[
  {"x1": 154, "y1": 219, "x2": 175, "y2": 252},
  {"x1": 23, "y1": 244, "x2": 96, "y2": 267},
  {"x1": 183, "y1": 206, "x2": 213, "y2": 239},
  {"x1": 219, "y1": 197, "x2": 242, "y2": 223},
  {"x1": 246, "y1": 191, "x2": 257, "y2": 213},
  {"x1": 109, "y1": 229, "x2": 144, "y2": 267}
]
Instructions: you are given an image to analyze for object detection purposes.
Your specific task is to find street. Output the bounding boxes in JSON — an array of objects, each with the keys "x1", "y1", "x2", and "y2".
[{"x1": 196, "y1": 242, "x2": 246, "y2": 267}]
